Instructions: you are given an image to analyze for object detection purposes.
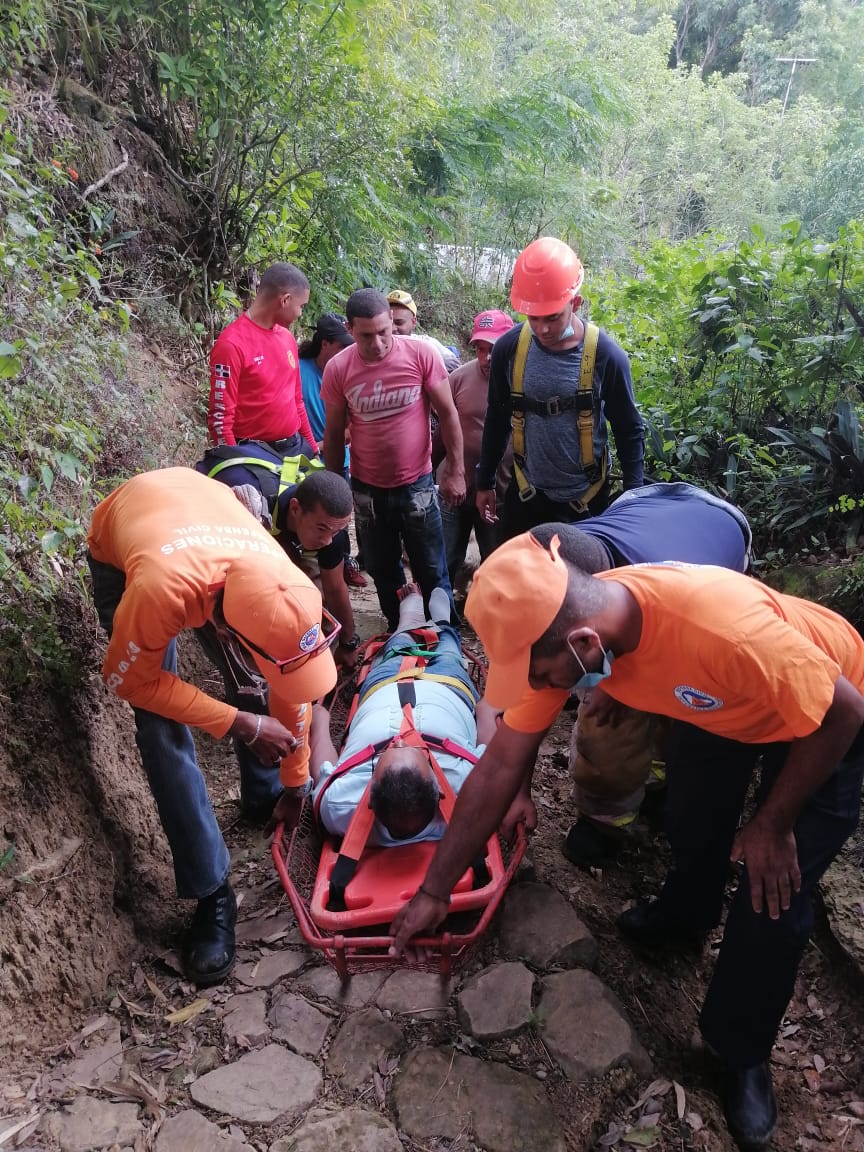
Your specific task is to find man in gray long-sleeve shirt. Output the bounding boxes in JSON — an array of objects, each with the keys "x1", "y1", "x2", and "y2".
[{"x1": 476, "y1": 237, "x2": 644, "y2": 542}]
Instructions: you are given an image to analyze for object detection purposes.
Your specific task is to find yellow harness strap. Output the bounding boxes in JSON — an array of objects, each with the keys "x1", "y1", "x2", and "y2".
[
  {"x1": 511, "y1": 320, "x2": 607, "y2": 512},
  {"x1": 361, "y1": 668, "x2": 476, "y2": 708}
]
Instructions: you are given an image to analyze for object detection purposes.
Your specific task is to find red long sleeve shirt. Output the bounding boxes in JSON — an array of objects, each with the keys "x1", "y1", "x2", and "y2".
[{"x1": 208, "y1": 313, "x2": 316, "y2": 447}]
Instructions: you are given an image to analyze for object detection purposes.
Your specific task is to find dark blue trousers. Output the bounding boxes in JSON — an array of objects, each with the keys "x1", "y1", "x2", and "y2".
[{"x1": 655, "y1": 722, "x2": 864, "y2": 1068}]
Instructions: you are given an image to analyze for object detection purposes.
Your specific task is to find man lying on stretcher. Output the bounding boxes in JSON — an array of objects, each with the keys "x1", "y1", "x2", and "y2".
[{"x1": 307, "y1": 583, "x2": 499, "y2": 844}]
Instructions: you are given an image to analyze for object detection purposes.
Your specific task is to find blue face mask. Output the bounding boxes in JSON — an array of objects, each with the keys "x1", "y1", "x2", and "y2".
[
  {"x1": 560, "y1": 322, "x2": 575, "y2": 340},
  {"x1": 568, "y1": 638, "x2": 614, "y2": 690}
]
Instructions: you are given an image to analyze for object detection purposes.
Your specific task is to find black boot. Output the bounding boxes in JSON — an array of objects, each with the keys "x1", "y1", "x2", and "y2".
[
  {"x1": 722, "y1": 1061, "x2": 777, "y2": 1149},
  {"x1": 616, "y1": 896, "x2": 705, "y2": 950},
  {"x1": 184, "y1": 881, "x2": 237, "y2": 986},
  {"x1": 561, "y1": 817, "x2": 622, "y2": 869}
]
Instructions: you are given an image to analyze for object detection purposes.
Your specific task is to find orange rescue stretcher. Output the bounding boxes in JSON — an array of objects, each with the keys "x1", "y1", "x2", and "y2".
[{"x1": 272, "y1": 633, "x2": 528, "y2": 980}]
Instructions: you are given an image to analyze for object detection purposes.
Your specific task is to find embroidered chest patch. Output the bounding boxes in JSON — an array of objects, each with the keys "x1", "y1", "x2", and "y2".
[{"x1": 674, "y1": 684, "x2": 724, "y2": 712}]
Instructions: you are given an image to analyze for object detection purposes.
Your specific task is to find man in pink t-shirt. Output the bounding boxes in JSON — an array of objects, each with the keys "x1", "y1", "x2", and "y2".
[
  {"x1": 322, "y1": 288, "x2": 466, "y2": 630},
  {"x1": 208, "y1": 262, "x2": 317, "y2": 454}
]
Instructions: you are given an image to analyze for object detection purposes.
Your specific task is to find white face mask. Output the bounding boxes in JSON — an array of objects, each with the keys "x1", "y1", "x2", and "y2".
[{"x1": 567, "y1": 636, "x2": 614, "y2": 690}]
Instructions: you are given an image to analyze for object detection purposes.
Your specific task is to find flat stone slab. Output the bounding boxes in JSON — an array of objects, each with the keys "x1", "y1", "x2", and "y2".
[
  {"x1": 236, "y1": 911, "x2": 296, "y2": 945},
  {"x1": 234, "y1": 949, "x2": 309, "y2": 987},
  {"x1": 46, "y1": 1018, "x2": 123, "y2": 1093},
  {"x1": 222, "y1": 991, "x2": 270, "y2": 1045},
  {"x1": 41, "y1": 1098, "x2": 141, "y2": 1151},
  {"x1": 538, "y1": 969, "x2": 651, "y2": 1082},
  {"x1": 299, "y1": 966, "x2": 386, "y2": 1007},
  {"x1": 156, "y1": 1110, "x2": 248, "y2": 1151},
  {"x1": 268, "y1": 992, "x2": 331, "y2": 1055},
  {"x1": 393, "y1": 1046, "x2": 566, "y2": 1152},
  {"x1": 498, "y1": 882, "x2": 598, "y2": 970},
  {"x1": 374, "y1": 970, "x2": 451, "y2": 1018},
  {"x1": 326, "y1": 1007, "x2": 404, "y2": 1091},
  {"x1": 190, "y1": 1045, "x2": 321, "y2": 1123},
  {"x1": 457, "y1": 962, "x2": 535, "y2": 1039},
  {"x1": 269, "y1": 1106, "x2": 403, "y2": 1151}
]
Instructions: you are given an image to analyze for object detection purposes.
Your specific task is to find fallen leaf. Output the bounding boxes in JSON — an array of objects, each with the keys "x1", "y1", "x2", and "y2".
[
  {"x1": 144, "y1": 975, "x2": 167, "y2": 1004},
  {"x1": 116, "y1": 990, "x2": 155, "y2": 1019},
  {"x1": 79, "y1": 1014, "x2": 113, "y2": 1040},
  {"x1": 597, "y1": 1122, "x2": 623, "y2": 1147},
  {"x1": 813, "y1": 1054, "x2": 826, "y2": 1074},
  {"x1": 629, "y1": 1079, "x2": 672, "y2": 1113},
  {"x1": 803, "y1": 1068, "x2": 821, "y2": 1093},
  {"x1": 673, "y1": 1080, "x2": 686, "y2": 1120},
  {"x1": 622, "y1": 1128, "x2": 660, "y2": 1147},
  {"x1": 0, "y1": 1109, "x2": 41, "y2": 1145},
  {"x1": 685, "y1": 1111, "x2": 704, "y2": 1132},
  {"x1": 164, "y1": 998, "x2": 209, "y2": 1025}
]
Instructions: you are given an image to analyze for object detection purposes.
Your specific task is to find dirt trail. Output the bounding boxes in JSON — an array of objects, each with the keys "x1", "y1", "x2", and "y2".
[{"x1": 1, "y1": 582, "x2": 864, "y2": 1150}]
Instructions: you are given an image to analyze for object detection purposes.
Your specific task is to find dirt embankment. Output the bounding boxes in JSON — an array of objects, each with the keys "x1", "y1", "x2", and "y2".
[{"x1": 0, "y1": 625, "x2": 175, "y2": 1063}]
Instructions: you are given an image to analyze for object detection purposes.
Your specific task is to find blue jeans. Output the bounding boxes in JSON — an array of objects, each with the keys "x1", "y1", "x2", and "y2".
[
  {"x1": 359, "y1": 624, "x2": 478, "y2": 707},
  {"x1": 351, "y1": 473, "x2": 454, "y2": 631},
  {"x1": 440, "y1": 493, "x2": 497, "y2": 586},
  {"x1": 88, "y1": 557, "x2": 282, "y2": 899},
  {"x1": 656, "y1": 722, "x2": 864, "y2": 1067}
]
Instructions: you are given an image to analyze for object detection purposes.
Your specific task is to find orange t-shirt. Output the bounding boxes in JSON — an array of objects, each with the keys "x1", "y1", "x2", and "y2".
[
  {"x1": 88, "y1": 467, "x2": 296, "y2": 737},
  {"x1": 504, "y1": 564, "x2": 864, "y2": 743}
]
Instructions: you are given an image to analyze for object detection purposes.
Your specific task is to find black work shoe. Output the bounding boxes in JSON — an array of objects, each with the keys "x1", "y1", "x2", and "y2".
[
  {"x1": 616, "y1": 897, "x2": 704, "y2": 950},
  {"x1": 561, "y1": 818, "x2": 622, "y2": 869},
  {"x1": 239, "y1": 792, "x2": 282, "y2": 825},
  {"x1": 184, "y1": 881, "x2": 237, "y2": 986},
  {"x1": 722, "y1": 1061, "x2": 777, "y2": 1149}
]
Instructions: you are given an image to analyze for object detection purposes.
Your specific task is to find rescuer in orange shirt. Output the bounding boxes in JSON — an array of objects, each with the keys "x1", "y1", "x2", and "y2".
[{"x1": 87, "y1": 467, "x2": 337, "y2": 984}]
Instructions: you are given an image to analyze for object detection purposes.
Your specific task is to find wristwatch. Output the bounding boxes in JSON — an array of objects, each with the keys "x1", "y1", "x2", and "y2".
[{"x1": 339, "y1": 632, "x2": 361, "y2": 651}]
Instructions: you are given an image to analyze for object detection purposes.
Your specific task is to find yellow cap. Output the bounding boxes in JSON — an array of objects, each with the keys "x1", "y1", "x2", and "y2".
[{"x1": 386, "y1": 290, "x2": 417, "y2": 318}]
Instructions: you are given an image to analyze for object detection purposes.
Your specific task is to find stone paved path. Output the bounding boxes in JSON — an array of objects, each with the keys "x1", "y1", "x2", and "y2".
[{"x1": 14, "y1": 873, "x2": 661, "y2": 1152}]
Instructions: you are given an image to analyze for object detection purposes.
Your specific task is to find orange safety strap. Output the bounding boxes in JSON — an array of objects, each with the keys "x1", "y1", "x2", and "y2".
[{"x1": 326, "y1": 683, "x2": 464, "y2": 910}]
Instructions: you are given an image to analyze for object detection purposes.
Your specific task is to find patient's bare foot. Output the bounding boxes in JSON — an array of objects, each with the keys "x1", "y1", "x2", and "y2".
[{"x1": 397, "y1": 581, "x2": 421, "y2": 602}]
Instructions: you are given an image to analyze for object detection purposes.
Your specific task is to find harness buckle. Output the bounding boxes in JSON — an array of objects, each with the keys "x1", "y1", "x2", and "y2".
[
  {"x1": 518, "y1": 482, "x2": 537, "y2": 503},
  {"x1": 545, "y1": 395, "x2": 562, "y2": 416}
]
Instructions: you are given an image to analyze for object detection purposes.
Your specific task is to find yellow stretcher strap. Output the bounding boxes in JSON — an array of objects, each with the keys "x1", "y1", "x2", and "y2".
[
  {"x1": 511, "y1": 320, "x2": 607, "y2": 511},
  {"x1": 361, "y1": 667, "x2": 476, "y2": 708}
]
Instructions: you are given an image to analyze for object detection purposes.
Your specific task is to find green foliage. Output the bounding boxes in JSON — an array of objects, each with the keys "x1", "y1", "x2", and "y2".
[
  {"x1": 592, "y1": 221, "x2": 864, "y2": 552},
  {"x1": 0, "y1": 90, "x2": 163, "y2": 681}
]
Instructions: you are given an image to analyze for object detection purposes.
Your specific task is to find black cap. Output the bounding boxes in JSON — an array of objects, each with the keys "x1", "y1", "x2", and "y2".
[{"x1": 316, "y1": 313, "x2": 353, "y2": 346}]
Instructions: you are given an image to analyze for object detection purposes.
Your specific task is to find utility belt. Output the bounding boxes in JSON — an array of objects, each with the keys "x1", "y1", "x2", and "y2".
[{"x1": 511, "y1": 392, "x2": 595, "y2": 417}]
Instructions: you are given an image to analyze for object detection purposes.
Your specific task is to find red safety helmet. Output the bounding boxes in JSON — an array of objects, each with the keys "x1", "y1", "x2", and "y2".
[{"x1": 510, "y1": 237, "x2": 585, "y2": 315}]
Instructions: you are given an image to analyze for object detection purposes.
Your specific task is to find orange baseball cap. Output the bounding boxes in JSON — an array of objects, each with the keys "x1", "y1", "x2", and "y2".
[
  {"x1": 465, "y1": 533, "x2": 568, "y2": 709},
  {"x1": 221, "y1": 555, "x2": 337, "y2": 703}
]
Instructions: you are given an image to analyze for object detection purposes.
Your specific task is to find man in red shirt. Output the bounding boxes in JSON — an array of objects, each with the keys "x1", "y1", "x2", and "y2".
[
  {"x1": 208, "y1": 263, "x2": 317, "y2": 453},
  {"x1": 322, "y1": 288, "x2": 466, "y2": 631}
]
